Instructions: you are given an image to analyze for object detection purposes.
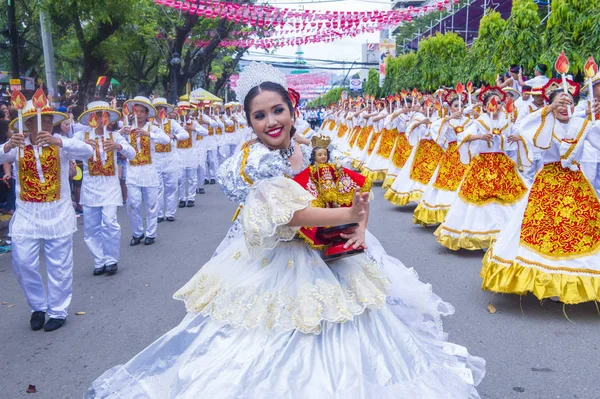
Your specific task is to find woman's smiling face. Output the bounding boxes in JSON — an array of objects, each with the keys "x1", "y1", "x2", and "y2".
[{"x1": 248, "y1": 89, "x2": 295, "y2": 150}]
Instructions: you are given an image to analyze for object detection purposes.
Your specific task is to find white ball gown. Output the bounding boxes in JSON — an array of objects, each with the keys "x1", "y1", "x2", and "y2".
[{"x1": 85, "y1": 141, "x2": 485, "y2": 399}]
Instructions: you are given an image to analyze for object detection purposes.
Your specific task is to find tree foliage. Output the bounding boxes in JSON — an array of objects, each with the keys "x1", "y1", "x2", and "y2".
[
  {"x1": 542, "y1": 0, "x2": 600, "y2": 76},
  {"x1": 501, "y1": 0, "x2": 542, "y2": 73},
  {"x1": 415, "y1": 32, "x2": 467, "y2": 91},
  {"x1": 363, "y1": 68, "x2": 381, "y2": 97},
  {"x1": 307, "y1": 87, "x2": 345, "y2": 108}
]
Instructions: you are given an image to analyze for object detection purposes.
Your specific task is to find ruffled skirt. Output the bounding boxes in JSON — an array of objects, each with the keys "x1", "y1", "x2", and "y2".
[
  {"x1": 383, "y1": 133, "x2": 412, "y2": 189},
  {"x1": 384, "y1": 139, "x2": 443, "y2": 206},
  {"x1": 481, "y1": 162, "x2": 600, "y2": 304},
  {"x1": 434, "y1": 152, "x2": 528, "y2": 251},
  {"x1": 85, "y1": 233, "x2": 484, "y2": 398}
]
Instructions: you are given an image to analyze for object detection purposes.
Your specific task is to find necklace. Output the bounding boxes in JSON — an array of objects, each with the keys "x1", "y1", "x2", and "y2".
[{"x1": 279, "y1": 142, "x2": 295, "y2": 159}]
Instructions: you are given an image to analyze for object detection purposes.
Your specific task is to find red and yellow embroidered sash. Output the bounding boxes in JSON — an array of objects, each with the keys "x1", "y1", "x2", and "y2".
[
  {"x1": 18, "y1": 145, "x2": 61, "y2": 203},
  {"x1": 85, "y1": 132, "x2": 116, "y2": 177},
  {"x1": 178, "y1": 122, "x2": 194, "y2": 149},
  {"x1": 155, "y1": 121, "x2": 172, "y2": 153},
  {"x1": 129, "y1": 131, "x2": 152, "y2": 167}
]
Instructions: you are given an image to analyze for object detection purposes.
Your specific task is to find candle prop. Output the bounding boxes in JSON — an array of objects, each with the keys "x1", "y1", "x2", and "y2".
[
  {"x1": 456, "y1": 82, "x2": 464, "y2": 112},
  {"x1": 424, "y1": 97, "x2": 432, "y2": 119},
  {"x1": 10, "y1": 89, "x2": 26, "y2": 158},
  {"x1": 88, "y1": 112, "x2": 99, "y2": 162},
  {"x1": 584, "y1": 56, "x2": 598, "y2": 122},
  {"x1": 401, "y1": 89, "x2": 408, "y2": 107},
  {"x1": 505, "y1": 97, "x2": 515, "y2": 133},
  {"x1": 395, "y1": 93, "x2": 401, "y2": 110},
  {"x1": 487, "y1": 97, "x2": 499, "y2": 148},
  {"x1": 466, "y1": 81, "x2": 473, "y2": 106},
  {"x1": 411, "y1": 88, "x2": 418, "y2": 107},
  {"x1": 122, "y1": 104, "x2": 130, "y2": 127},
  {"x1": 31, "y1": 88, "x2": 47, "y2": 182},
  {"x1": 555, "y1": 51, "x2": 572, "y2": 117},
  {"x1": 101, "y1": 111, "x2": 110, "y2": 164}
]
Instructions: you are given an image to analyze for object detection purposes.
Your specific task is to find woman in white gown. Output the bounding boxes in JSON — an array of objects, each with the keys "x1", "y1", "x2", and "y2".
[{"x1": 85, "y1": 62, "x2": 484, "y2": 399}]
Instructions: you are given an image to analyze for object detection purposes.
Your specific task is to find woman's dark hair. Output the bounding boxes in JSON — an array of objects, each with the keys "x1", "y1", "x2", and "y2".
[
  {"x1": 536, "y1": 63, "x2": 548, "y2": 74},
  {"x1": 243, "y1": 81, "x2": 296, "y2": 137},
  {"x1": 548, "y1": 89, "x2": 577, "y2": 105},
  {"x1": 0, "y1": 120, "x2": 9, "y2": 144}
]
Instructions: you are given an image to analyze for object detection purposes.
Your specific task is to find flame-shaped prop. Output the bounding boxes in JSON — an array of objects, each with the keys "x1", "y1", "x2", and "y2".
[
  {"x1": 88, "y1": 112, "x2": 99, "y2": 129},
  {"x1": 505, "y1": 97, "x2": 515, "y2": 114},
  {"x1": 11, "y1": 89, "x2": 26, "y2": 110},
  {"x1": 32, "y1": 88, "x2": 47, "y2": 109},
  {"x1": 412, "y1": 88, "x2": 418, "y2": 97},
  {"x1": 102, "y1": 111, "x2": 110, "y2": 127},
  {"x1": 466, "y1": 81, "x2": 473, "y2": 93},
  {"x1": 401, "y1": 89, "x2": 407, "y2": 98},
  {"x1": 555, "y1": 51, "x2": 570, "y2": 75},
  {"x1": 425, "y1": 97, "x2": 432, "y2": 108},
  {"x1": 122, "y1": 105, "x2": 130, "y2": 117},
  {"x1": 159, "y1": 108, "x2": 167, "y2": 121},
  {"x1": 487, "y1": 97, "x2": 499, "y2": 114},
  {"x1": 584, "y1": 56, "x2": 598, "y2": 79},
  {"x1": 456, "y1": 82, "x2": 464, "y2": 94},
  {"x1": 434, "y1": 100, "x2": 442, "y2": 111}
]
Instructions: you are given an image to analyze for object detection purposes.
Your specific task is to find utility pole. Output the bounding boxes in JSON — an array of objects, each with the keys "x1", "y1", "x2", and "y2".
[
  {"x1": 39, "y1": 8, "x2": 59, "y2": 105},
  {"x1": 7, "y1": 0, "x2": 20, "y2": 79}
]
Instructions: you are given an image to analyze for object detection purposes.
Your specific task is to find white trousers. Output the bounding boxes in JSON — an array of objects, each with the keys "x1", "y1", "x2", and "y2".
[
  {"x1": 12, "y1": 235, "x2": 73, "y2": 319},
  {"x1": 218, "y1": 145, "x2": 230, "y2": 165},
  {"x1": 179, "y1": 168, "x2": 198, "y2": 201},
  {"x1": 157, "y1": 169, "x2": 179, "y2": 218},
  {"x1": 127, "y1": 186, "x2": 158, "y2": 238},
  {"x1": 83, "y1": 205, "x2": 120, "y2": 269},
  {"x1": 206, "y1": 149, "x2": 219, "y2": 180}
]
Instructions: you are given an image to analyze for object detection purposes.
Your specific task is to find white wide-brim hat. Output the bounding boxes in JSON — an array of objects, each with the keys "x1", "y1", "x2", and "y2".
[
  {"x1": 152, "y1": 97, "x2": 174, "y2": 113},
  {"x1": 124, "y1": 96, "x2": 156, "y2": 118},
  {"x1": 9, "y1": 100, "x2": 69, "y2": 133},
  {"x1": 78, "y1": 101, "x2": 122, "y2": 126}
]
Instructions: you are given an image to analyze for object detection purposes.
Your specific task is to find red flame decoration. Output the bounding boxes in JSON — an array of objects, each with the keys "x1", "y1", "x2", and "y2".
[
  {"x1": 433, "y1": 100, "x2": 442, "y2": 111},
  {"x1": 159, "y1": 108, "x2": 167, "y2": 120},
  {"x1": 32, "y1": 88, "x2": 47, "y2": 109},
  {"x1": 10, "y1": 89, "x2": 26, "y2": 110},
  {"x1": 456, "y1": 82, "x2": 464, "y2": 94},
  {"x1": 88, "y1": 112, "x2": 99, "y2": 129},
  {"x1": 122, "y1": 105, "x2": 130, "y2": 116},
  {"x1": 584, "y1": 56, "x2": 598, "y2": 79},
  {"x1": 412, "y1": 88, "x2": 418, "y2": 97},
  {"x1": 425, "y1": 97, "x2": 432, "y2": 107},
  {"x1": 401, "y1": 89, "x2": 407, "y2": 98},
  {"x1": 555, "y1": 51, "x2": 570, "y2": 75},
  {"x1": 505, "y1": 97, "x2": 515, "y2": 114},
  {"x1": 487, "y1": 97, "x2": 499, "y2": 114},
  {"x1": 102, "y1": 111, "x2": 110, "y2": 127},
  {"x1": 466, "y1": 81, "x2": 473, "y2": 93}
]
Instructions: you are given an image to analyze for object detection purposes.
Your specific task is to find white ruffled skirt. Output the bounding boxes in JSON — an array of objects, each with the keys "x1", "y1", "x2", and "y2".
[{"x1": 85, "y1": 230, "x2": 484, "y2": 398}]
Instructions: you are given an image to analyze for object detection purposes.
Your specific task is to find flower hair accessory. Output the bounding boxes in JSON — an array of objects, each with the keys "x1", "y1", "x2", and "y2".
[{"x1": 235, "y1": 62, "x2": 288, "y2": 104}]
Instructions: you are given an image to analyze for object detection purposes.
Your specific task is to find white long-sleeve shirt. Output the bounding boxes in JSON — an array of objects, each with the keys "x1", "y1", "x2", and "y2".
[
  {"x1": 120, "y1": 122, "x2": 170, "y2": 187},
  {"x1": 0, "y1": 135, "x2": 94, "y2": 239}
]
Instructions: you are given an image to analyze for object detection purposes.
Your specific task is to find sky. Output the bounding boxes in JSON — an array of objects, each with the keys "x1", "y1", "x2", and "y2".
[{"x1": 245, "y1": 0, "x2": 392, "y2": 68}]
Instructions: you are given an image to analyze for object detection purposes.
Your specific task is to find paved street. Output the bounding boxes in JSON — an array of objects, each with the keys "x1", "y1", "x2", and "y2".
[{"x1": 0, "y1": 184, "x2": 598, "y2": 399}]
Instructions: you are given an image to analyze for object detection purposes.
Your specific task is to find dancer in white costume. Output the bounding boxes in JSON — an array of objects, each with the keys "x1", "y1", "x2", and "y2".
[
  {"x1": 76, "y1": 101, "x2": 135, "y2": 276},
  {"x1": 85, "y1": 62, "x2": 484, "y2": 399}
]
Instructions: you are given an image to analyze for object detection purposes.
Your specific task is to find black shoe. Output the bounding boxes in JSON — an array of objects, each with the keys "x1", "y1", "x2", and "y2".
[
  {"x1": 30, "y1": 311, "x2": 46, "y2": 331},
  {"x1": 44, "y1": 318, "x2": 66, "y2": 332},
  {"x1": 93, "y1": 266, "x2": 106, "y2": 276},
  {"x1": 187, "y1": 201, "x2": 195, "y2": 208},
  {"x1": 158, "y1": 217, "x2": 165, "y2": 223},
  {"x1": 105, "y1": 263, "x2": 118, "y2": 274},
  {"x1": 130, "y1": 235, "x2": 144, "y2": 246},
  {"x1": 198, "y1": 188, "x2": 205, "y2": 194},
  {"x1": 166, "y1": 216, "x2": 175, "y2": 222},
  {"x1": 210, "y1": 179, "x2": 216, "y2": 185},
  {"x1": 204, "y1": 179, "x2": 209, "y2": 185},
  {"x1": 178, "y1": 201, "x2": 186, "y2": 208},
  {"x1": 144, "y1": 237, "x2": 155, "y2": 245}
]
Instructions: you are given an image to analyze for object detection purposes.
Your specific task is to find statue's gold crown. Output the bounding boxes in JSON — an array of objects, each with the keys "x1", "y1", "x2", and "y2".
[{"x1": 311, "y1": 134, "x2": 331, "y2": 148}]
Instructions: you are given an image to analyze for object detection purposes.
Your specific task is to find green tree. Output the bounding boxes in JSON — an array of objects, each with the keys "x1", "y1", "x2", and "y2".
[
  {"x1": 415, "y1": 32, "x2": 467, "y2": 91},
  {"x1": 462, "y1": 11, "x2": 507, "y2": 84},
  {"x1": 542, "y1": 0, "x2": 600, "y2": 76},
  {"x1": 308, "y1": 87, "x2": 345, "y2": 108},
  {"x1": 364, "y1": 68, "x2": 380, "y2": 97},
  {"x1": 501, "y1": 0, "x2": 543, "y2": 74}
]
